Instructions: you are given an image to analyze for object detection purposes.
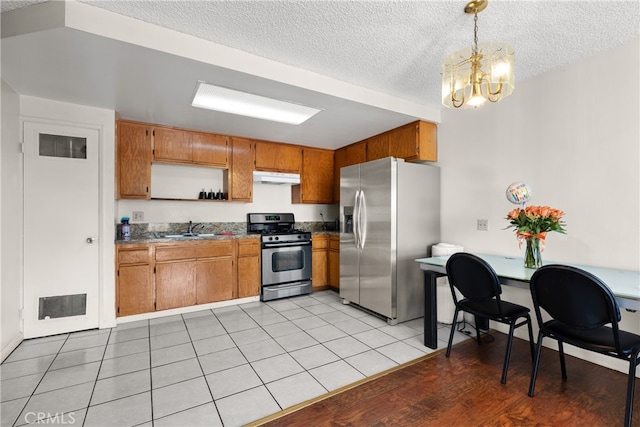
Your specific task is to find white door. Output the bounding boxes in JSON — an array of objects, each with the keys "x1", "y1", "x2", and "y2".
[{"x1": 23, "y1": 121, "x2": 100, "y2": 338}]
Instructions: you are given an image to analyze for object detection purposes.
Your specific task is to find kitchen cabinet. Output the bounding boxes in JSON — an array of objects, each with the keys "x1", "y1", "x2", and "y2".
[
  {"x1": 312, "y1": 235, "x2": 329, "y2": 290},
  {"x1": 192, "y1": 132, "x2": 229, "y2": 168},
  {"x1": 388, "y1": 120, "x2": 437, "y2": 162},
  {"x1": 365, "y1": 133, "x2": 390, "y2": 162},
  {"x1": 292, "y1": 147, "x2": 334, "y2": 204},
  {"x1": 237, "y1": 239, "x2": 261, "y2": 298},
  {"x1": 334, "y1": 141, "x2": 366, "y2": 203},
  {"x1": 116, "y1": 245, "x2": 154, "y2": 316},
  {"x1": 226, "y1": 137, "x2": 254, "y2": 202},
  {"x1": 195, "y1": 241, "x2": 235, "y2": 304},
  {"x1": 155, "y1": 245, "x2": 197, "y2": 311},
  {"x1": 153, "y1": 126, "x2": 191, "y2": 163},
  {"x1": 254, "y1": 141, "x2": 301, "y2": 173},
  {"x1": 117, "y1": 121, "x2": 151, "y2": 199},
  {"x1": 328, "y1": 235, "x2": 340, "y2": 290}
]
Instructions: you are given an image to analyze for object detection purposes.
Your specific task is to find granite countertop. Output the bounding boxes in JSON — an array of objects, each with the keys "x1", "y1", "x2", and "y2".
[{"x1": 116, "y1": 232, "x2": 259, "y2": 245}]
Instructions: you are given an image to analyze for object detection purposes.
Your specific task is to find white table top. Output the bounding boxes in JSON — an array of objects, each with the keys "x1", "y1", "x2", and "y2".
[{"x1": 415, "y1": 254, "x2": 640, "y2": 310}]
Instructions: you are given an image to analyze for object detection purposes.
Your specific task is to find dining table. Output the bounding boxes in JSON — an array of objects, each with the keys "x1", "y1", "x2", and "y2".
[{"x1": 415, "y1": 253, "x2": 640, "y2": 349}]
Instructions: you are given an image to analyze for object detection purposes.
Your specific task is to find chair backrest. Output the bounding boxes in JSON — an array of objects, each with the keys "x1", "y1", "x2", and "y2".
[
  {"x1": 446, "y1": 253, "x2": 502, "y2": 301},
  {"x1": 529, "y1": 265, "x2": 621, "y2": 331}
]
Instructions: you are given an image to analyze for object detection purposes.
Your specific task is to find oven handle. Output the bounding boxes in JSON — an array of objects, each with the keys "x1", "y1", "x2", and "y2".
[{"x1": 263, "y1": 241, "x2": 312, "y2": 248}]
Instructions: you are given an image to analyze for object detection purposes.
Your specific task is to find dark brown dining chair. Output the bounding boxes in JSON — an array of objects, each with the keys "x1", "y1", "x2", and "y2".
[
  {"x1": 445, "y1": 252, "x2": 535, "y2": 384},
  {"x1": 529, "y1": 264, "x2": 640, "y2": 427}
]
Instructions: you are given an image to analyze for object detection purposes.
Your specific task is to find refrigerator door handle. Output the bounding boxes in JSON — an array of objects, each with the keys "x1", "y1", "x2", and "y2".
[
  {"x1": 360, "y1": 190, "x2": 367, "y2": 249},
  {"x1": 353, "y1": 190, "x2": 361, "y2": 249}
]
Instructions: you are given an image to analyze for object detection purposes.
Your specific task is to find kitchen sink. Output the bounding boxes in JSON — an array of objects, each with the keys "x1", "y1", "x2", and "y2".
[{"x1": 153, "y1": 232, "x2": 216, "y2": 239}]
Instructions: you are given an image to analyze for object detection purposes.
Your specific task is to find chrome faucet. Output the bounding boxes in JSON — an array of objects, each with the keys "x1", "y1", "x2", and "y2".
[
  {"x1": 187, "y1": 221, "x2": 195, "y2": 234},
  {"x1": 186, "y1": 221, "x2": 203, "y2": 235}
]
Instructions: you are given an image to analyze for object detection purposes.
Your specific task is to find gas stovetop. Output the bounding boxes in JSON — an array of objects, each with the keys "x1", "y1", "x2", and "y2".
[{"x1": 247, "y1": 213, "x2": 311, "y2": 243}]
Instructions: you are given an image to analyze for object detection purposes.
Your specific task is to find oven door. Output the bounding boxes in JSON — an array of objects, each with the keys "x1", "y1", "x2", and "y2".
[{"x1": 261, "y1": 241, "x2": 312, "y2": 286}]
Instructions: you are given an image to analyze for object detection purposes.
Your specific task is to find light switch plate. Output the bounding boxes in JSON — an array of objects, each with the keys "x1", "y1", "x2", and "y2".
[
  {"x1": 477, "y1": 219, "x2": 488, "y2": 231},
  {"x1": 132, "y1": 211, "x2": 144, "y2": 221}
]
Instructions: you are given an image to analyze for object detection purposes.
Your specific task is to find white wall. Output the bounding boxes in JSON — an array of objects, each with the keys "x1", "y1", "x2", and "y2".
[
  {"x1": 19, "y1": 96, "x2": 117, "y2": 330},
  {"x1": 1, "y1": 80, "x2": 23, "y2": 361},
  {"x1": 438, "y1": 38, "x2": 640, "y2": 373}
]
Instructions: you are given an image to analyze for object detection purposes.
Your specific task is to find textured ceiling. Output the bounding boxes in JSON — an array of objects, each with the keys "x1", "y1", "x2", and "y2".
[{"x1": 2, "y1": 0, "x2": 639, "y2": 148}]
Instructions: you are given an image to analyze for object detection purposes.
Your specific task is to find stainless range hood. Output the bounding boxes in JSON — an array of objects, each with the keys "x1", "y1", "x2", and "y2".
[{"x1": 253, "y1": 170, "x2": 300, "y2": 185}]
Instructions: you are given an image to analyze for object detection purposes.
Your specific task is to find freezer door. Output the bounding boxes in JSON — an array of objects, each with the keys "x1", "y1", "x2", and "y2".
[
  {"x1": 339, "y1": 163, "x2": 360, "y2": 304},
  {"x1": 359, "y1": 157, "x2": 396, "y2": 319}
]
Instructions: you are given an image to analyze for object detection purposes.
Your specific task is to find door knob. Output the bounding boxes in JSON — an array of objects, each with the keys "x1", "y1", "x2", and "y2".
[{"x1": 86, "y1": 237, "x2": 96, "y2": 244}]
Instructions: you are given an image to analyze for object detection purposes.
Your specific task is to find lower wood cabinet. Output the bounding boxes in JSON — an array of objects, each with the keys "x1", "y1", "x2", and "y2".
[
  {"x1": 116, "y1": 238, "x2": 258, "y2": 317},
  {"x1": 312, "y1": 235, "x2": 329, "y2": 290},
  {"x1": 329, "y1": 235, "x2": 340, "y2": 290}
]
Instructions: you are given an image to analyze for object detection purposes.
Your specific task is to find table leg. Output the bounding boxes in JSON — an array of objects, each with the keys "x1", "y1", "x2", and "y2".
[{"x1": 424, "y1": 271, "x2": 443, "y2": 349}]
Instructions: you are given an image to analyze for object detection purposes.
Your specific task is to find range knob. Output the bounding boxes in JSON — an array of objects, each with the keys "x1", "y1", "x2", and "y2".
[
  {"x1": 268, "y1": 237, "x2": 273, "y2": 241},
  {"x1": 275, "y1": 236, "x2": 279, "y2": 241}
]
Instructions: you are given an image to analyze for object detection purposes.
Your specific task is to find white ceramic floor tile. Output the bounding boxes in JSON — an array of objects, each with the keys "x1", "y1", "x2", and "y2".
[
  {"x1": 4, "y1": 339, "x2": 65, "y2": 363},
  {"x1": 352, "y1": 329, "x2": 398, "y2": 348},
  {"x1": 149, "y1": 315, "x2": 183, "y2": 325},
  {"x1": 229, "y1": 327, "x2": 272, "y2": 346},
  {"x1": 150, "y1": 320, "x2": 187, "y2": 337},
  {"x1": 376, "y1": 341, "x2": 428, "y2": 364},
  {"x1": 251, "y1": 353, "x2": 304, "y2": 384},
  {"x1": 404, "y1": 318, "x2": 425, "y2": 332},
  {"x1": 345, "y1": 349, "x2": 398, "y2": 377},
  {"x1": 60, "y1": 332, "x2": 109, "y2": 353},
  {"x1": 274, "y1": 331, "x2": 319, "y2": 352},
  {"x1": 18, "y1": 382, "x2": 94, "y2": 425},
  {"x1": 358, "y1": 315, "x2": 389, "y2": 328},
  {"x1": 308, "y1": 359, "x2": 367, "y2": 391},
  {"x1": 108, "y1": 326, "x2": 149, "y2": 344},
  {"x1": 279, "y1": 307, "x2": 313, "y2": 321},
  {"x1": 90, "y1": 369, "x2": 151, "y2": 406},
  {"x1": 182, "y1": 309, "x2": 214, "y2": 319},
  {"x1": 237, "y1": 338, "x2": 286, "y2": 363},
  {"x1": 403, "y1": 335, "x2": 439, "y2": 354},
  {"x1": 245, "y1": 311, "x2": 288, "y2": 325},
  {"x1": 303, "y1": 304, "x2": 337, "y2": 315},
  {"x1": 153, "y1": 402, "x2": 222, "y2": 427},
  {"x1": 198, "y1": 347, "x2": 247, "y2": 375},
  {"x1": 150, "y1": 330, "x2": 191, "y2": 350},
  {"x1": 261, "y1": 321, "x2": 302, "y2": 338},
  {"x1": 103, "y1": 337, "x2": 149, "y2": 360},
  {"x1": 0, "y1": 372, "x2": 44, "y2": 401},
  {"x1": 113, "y1": 319, "x2": 148, "y2": 330},
  {"x1": 339, "y1": 305, "x2": 371, "y2": 318},
  {"x1": 215, "y1": 386, "x2": 280, "y2": 427},
  {"x1": 305, "y1": 324, "x2": 348, "y2": 343},
  {"x1": 183, "y1": 315, "x2": 222, "y2": 330},
  {"x1": 50, "y1": 346, "x2": 105, "y2": 370},
  {"x1": 152, "y1": 377, "x2": 213, "y2": 419},
  {"x1": 265, "y1": 300, "x2": 300, "y2": 312},
  {"x1": 0, "y1": 355, "x2": 54, "y2": 380},
  {"x1": 379, "y1": 324, "x2": 422, "y2": 341},
  {"x1": 187, "y1": 323, "x2": 228, "y2": 341},
  {"x1": 292, "y1": 316, "x2": 330, "y2": 330},
  {"x1": 323, "y1": 336, "x2": 371, "y2": 359},
  {"x1": 35, "y1": 361, "x2": 100, "y2": 394},
  {"x1": 316, "y1": 310, "x2": 354, "y2": 324},
  {"x1": 1, "y1": 397, "x2": 28, "y2": 427},
  {"x1": 266, "y1": 371, "x2": 327, "y2": 409},
  {"x1": 99, "y1": 352, "x2": 150, "y2": 379},
  {"x1": 84, "y1": 391, "x2": 152, "y2": 427},
  {"x1": 151, "y1": 357, "x2": 203, "y2": 389},
  {"x1": 288, "y1": 344, "x2": 340, "y2": 370},
  {"x1": 192, "y1": 334, "x2": 236, "y2": 357},
  {"x1": 205, "y1": 363, "x2": 263, "y2": 399},
  {"x1": 151, "y1": 343, "x2": 196, "y2": 368},
  {"x1": 217, "y1": 317, "x2": 258, "y2": 333},
  {"x1": 332, "y1": 318, "x2": 374, "y2": 335},
  {"x1": 289, "y1": 296, "x2": 323, "y2": 308}
]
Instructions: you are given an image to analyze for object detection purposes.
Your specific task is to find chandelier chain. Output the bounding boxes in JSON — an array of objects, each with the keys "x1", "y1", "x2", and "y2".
[{"x1": 473, "y1": 11, "x2": 479, "y2": 55}]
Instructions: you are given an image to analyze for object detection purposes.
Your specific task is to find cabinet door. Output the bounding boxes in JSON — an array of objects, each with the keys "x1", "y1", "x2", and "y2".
[
  {"x1": 196, "y1": 257, "x2": 234, "y2": 304},
  {"x1": 365, "y1": 133, "x2": 390, "y2": 161},
  {"x1": 155, "y1": 261, "x2": 196, "y2": 310},
  {"x1": 228, "y1": 137, "x2": 254, "y2": 201},
  {"x1": 192, "y1": 132, "x2": 228, "y2": 168},
  {"x1": 117, "y1": 121, "x2": 151, "y2": 199},
  {"x1": 334, "y1": 141, "x2": 366, "y2": 203},
  {"x1": 293, "y1": 148, "x2": 334, "y2": 204},
  {"x1": 312, "y1": 236, "x2": 329, "y2": 290},
  {"x1": 117, "y1": 264, "x2": 154, "y2": 316},
  {"x1": 237, "y1": 240, "x2": 260, "y2": 298},
  {"x1": 254, "y1": 141, "x2": 301, "y2": 173},
  {"x1": 389, "y1": 121, "x2": 437, "y2": 162},
  {"x1": 153, "y1": 127, "x2": 192, "y2": 163}
]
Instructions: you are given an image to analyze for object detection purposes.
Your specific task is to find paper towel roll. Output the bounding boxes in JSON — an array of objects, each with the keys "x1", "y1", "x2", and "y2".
[{"x1": 432, "y1": 243, "x2": 464, "y2": 257}]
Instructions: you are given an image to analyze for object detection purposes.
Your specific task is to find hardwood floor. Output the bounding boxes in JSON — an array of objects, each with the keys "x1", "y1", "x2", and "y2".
[{"x1": 255, "y1": 332, "x2": 639, "y2": 426}]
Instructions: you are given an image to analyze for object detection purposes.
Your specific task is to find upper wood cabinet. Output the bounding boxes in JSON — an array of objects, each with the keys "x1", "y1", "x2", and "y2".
[
  {"x1": 388, "y1": 121, "x2": 437, "y2": 162},
  {"x1": 254, "y1": 141, "x2": 301, "y2": 173},
  {"x1": 334, "y1": 141, "x2": 366, "y2": 203},
  {"x1": 365, "y1": 133, "x2": 390, "y2": 162},
  {"x1": 153, "y1": 127, "x2": 191, "y2": 163},
  {"x1": 117, "y1": 121, "x2": 152, "y2": 199},
  {"x1": 292, "y1": 147, "x2": 334, "y2": 204},
  {"x1": 226, "y1": 137, "x2": 254, "y2": 202},
  {"x1": 191, "y1": 132, "x2": 229, "y2": 168}
]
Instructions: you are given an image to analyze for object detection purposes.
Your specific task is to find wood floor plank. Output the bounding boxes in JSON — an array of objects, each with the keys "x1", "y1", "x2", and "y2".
[{"x1": 255, "y1": 332, "x2": 639, "y2": 426}]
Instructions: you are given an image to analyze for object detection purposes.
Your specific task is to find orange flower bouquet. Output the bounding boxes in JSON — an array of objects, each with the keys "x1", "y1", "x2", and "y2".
[{"x1": 506, "y1": 206, "x2": 566, "y2": 268}]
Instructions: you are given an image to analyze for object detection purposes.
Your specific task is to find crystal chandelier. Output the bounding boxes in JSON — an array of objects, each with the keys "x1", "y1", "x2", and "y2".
[{"x1": 442, "y1": 0, "x2": 514, "y2": 109}]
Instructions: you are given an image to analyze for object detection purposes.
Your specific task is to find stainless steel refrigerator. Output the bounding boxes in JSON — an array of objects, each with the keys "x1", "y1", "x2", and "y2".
[{"x1": 340, "y1": 157, "x2": 440, "y2": 324}]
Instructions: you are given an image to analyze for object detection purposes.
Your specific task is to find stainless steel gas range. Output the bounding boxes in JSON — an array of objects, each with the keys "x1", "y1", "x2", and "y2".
[{"x1": 247, "y1": 213, "x2": 312, "y2": 301}]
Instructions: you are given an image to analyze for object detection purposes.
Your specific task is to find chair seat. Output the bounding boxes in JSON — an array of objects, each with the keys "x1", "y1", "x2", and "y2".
[
  {"x1": 545, "y1": 320, "x2": 640, "y2": 357},
  {"x1": 460, "y1": 299, "x2": 530, "y2": 321}
]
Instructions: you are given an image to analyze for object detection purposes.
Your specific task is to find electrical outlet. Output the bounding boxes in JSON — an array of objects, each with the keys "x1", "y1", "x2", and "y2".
[
  {"x1": 477, "y1": 219, "x2": 488, "y2": 231},
  {"x1": 132, "y1": 211, "x2": 144, "y2": 222}
]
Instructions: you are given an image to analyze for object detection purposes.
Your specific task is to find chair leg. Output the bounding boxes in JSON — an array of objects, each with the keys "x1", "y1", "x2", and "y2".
[
  {"x1": 525, "y1": 315, "x2": 535, "y2": 362},
  {"x1": 501, "y1": 320, "x2": 517, "y2": 384},
  {"x1": 446, "y1": 308, "x2": 460, "y2": 358},
  {"x1": 528, "y1": 331, "x2": 544, "y2": 397},
  {"x1": 624, "y1": 347, "x2": 640, "y2": 427},
  {"x1": 558, "y1": 341, "x2": 567, "y2": 380}
]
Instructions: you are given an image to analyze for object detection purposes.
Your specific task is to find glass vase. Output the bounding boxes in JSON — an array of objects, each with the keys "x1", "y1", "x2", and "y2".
[{"x1": 524, "y1": 237, "x2": 542, "y2": 269}]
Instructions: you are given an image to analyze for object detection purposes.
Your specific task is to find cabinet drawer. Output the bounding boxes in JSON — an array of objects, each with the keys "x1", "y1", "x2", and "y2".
[
  {"x1": 312, "y1": 236, "x2": 329, "y2": 249},
  {"x1": 196, "y1": 242, "x2": 233, "y2": 258},
  {"x1": 329, "y1": 236, "x2": 340, "y2": 251},
  {"x1": 238, "y1": 240, "x2": 260, "y2": 256},
  {"x1": 155, "y1": 246, "x2": 197, "y2": 261},
  {"x1": 118, "y1": 249, "x2": 149, "y2": 265}
]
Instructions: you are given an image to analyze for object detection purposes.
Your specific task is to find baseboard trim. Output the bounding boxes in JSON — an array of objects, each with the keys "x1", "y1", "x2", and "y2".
[{"x1": 1, "y1": 332, "x2": 24, "y2": 363}]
